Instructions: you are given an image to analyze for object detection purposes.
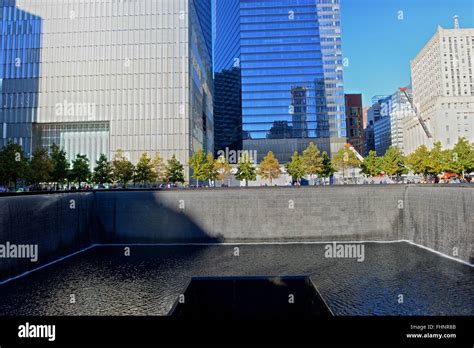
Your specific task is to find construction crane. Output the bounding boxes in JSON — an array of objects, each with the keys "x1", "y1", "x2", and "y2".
[
  {"x1": 345, "y1": 144, "x2": 364, "y2": 162},
  {"x1": 399, "y1": 87, "x2": 433, "y2": 139}
]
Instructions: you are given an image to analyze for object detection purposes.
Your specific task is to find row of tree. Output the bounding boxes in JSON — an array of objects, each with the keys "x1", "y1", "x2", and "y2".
[
  {"x1": 1, "y1": 137, "x2": 472, "y2": 189},
  {"x1": 361, "y1": 138, "x2": 474, "y2": 178},
  {"x1": 188, "y1": 142, "x2": 343, "y2": 185},
  {"x1": 0, "y1": 142, "x2": 186, "y2": 188}
]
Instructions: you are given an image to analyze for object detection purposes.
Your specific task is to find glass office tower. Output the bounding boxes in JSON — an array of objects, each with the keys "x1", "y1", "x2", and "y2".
[
  {"x1": 213, "y1": 0, "x2": 242, "y2": 155},
  {"x1": 1, "y1": 0, "x2": 213, "y2": 180},
  {"x1": 0, "y1": 0, "x2": 41, "y2": 154},
  {"x1": 215, "y1": 0, "x2": 346, "y2": 162}
]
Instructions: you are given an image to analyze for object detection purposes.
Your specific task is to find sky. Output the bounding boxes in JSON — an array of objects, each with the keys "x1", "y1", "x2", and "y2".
[{"x1": 340, "y1": 0, "x2": 474, "y2": 106}]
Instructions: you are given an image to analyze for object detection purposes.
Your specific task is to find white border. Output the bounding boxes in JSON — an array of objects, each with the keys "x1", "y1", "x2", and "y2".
[
  {"x1": 0, "y1": 240, "x2": 471, "y2": 286},
  {"x1": 0, "y1": 244, "x2": 98, "y2": 286}
]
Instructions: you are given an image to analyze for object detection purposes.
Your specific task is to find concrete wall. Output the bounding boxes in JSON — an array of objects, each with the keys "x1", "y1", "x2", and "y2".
[
  {"x1": 94, "y1": 186, "x2": 406, "y2": 243},
  {"x1": 0, "y1": 186, "x2": 472, "y2": 280},
  {"x1": 94, "y1": 186, "x2": 473, "y2": 263},
  {"x1": 404, "y1": 186, "x2": 473, "y2": 264},
  {"x1": 0, "y1": 193, "x2": 96, "y2": 279}
]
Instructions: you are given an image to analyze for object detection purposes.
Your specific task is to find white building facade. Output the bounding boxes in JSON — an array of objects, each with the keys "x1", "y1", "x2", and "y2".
[
  {"x1": 404, "y1": 18, "x2": 474, "y2": 154},
  {"x1": 1, "y1": 0, "x2": 214, "y2": 180}
]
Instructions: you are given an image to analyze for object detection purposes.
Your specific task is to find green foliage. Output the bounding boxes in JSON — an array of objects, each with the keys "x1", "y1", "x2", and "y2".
[
  {"x1": 29, "y1": 147, "x2": 53, "y2": 185},
  {"x1": 235, "y1": 152, "x2": 257, "y2": 186},
  {"x1": 189, "y1": 149, "x2": 207, "y2": 184},
  {"x1": 151, "y1": 153, "x2": 167, "y2": 182},
  {"x1": 0, "y1": 142, "x2": 29, "y2": 187},
  {"x1": 215, "y1": 155, "x2": 232, "y2": 182},
  {"x1": 257, "y1": 151, "x2": 282, "y2": 184},
  {"x1": 69, "y1": 154, "x2": 91, "y2": 187},
  {"x1": 381, "y1": 146, "x2": 407, "y2": 177},
  {"x1": 112, "y1": 150, "x2": 135, "y2": 185},
  {"x1": 302, "y1": 142, "x2": 323, "y2": 179},
  {"x1": 407, "y1": 139, "x2": 474, "y2": 178},
  {"x1": 333, "y1": 147, "x2": 360, "y2": 177},
  {"x1": 286, "y1": 151, "x2": 305, "y2": 183},
  {"x1": 134, "y1": 153, "x2": 157, "y2": 184},
  {"x1": 50, "y1": 144, "x2": 69, "y2": 185},
  {"x1": 319, "y1": 152, "x2": 336, "y2": 179},
  {"x1": 450, "y1": 137, "x2": 474, "y2": 175},
  {"x1": 429, "y1": 142, "x2": 450, "y2": 175},
  {"x1": 203, "y1": 152, "x2": 218, "y2": 184},
  {"x1": 360, "y1": 150, "x2": 383, "y2": 177},
  {"x1": 93, "y1": 154, "x2": 113, "y2": 185},
  {"x1": 406, "y1": 145, "x2": 433, "y2": 177},
  {"x1": 166, "y1": 155, "x2": 185, "y2": 184}
]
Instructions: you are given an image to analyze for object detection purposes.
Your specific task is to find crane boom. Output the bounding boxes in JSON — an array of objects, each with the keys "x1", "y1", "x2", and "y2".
[
  {"x1": 345, "y1": 144, "x2": 364, "y2": 162},
  {"x1": 399, "y1": 87, "x2": 433, "y2": 139}
]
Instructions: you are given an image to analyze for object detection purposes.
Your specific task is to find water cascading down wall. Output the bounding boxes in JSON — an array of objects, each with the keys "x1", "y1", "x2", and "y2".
[{"x1": 0, "y1": 186, "x2": 472, "y2": 279}]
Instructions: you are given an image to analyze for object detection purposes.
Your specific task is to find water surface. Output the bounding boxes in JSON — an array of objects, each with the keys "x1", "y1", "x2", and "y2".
[{"x1": 0, "y1": 242, "x2": 472, "y2": 316}]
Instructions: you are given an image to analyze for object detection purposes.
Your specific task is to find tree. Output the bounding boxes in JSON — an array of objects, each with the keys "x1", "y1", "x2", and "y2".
[
  {"x1": 286, "y1": 151, "x2": 305, "y2": 184},
  {"x1": 189, "y1": 149, "x2": 207, "y2": 186},
  {"x1": 214, "y1": 155, "x2": 232, "y2": 185},
  {"x1": 134, "y1": 152, "x2": 157, "y2": 185},
  {"x1": 93, "y1": 154, "x2": 113, "y2": 185},
  {"x1": 381, "y1": 146, "x2": 407, "y2": 178},
  {"x1": 360, "y1": 150, "x2": 383, "y2": 177},
  {"x1": 0, "y1": 142, "x2": 29, "y2": 188},
  {"x1": 406, "y1": 145, "x2": 433, "y2": 179},
  {"x1": 69, "y1": 154, "x2": 91, "y2": 188},
  {"x1": 257, "y1": 151, "x2": 282, "y2": 185},
  {"x1": 450, "y1": 137, "x2": 474, "y2": 176},
  {"x1": 235, "y1": 152, "x2": 257, "y2": 186},
  {"x1": 333, "y1": 147, "x2": 360, "y2": 179},
  {"x1": 203, "y1": 152, "x2": 218, "y2": 186},
  {"x1": 112, "y1": 150, "x2": 135, "y2": 186},
  {"x1": 430, "y1": 141, "x2": 449, "y2": 175},
  {"x1": 319, "y1": 152, "x2": 336, "y2": 180},
  {"x1": 50, "y1": 144, "x2": 69, "y2": 189},
  {"x1": 151, "y1": 153, "x2": 167, "y2": 183},
  {"x1": 29, "y1": 147, "x2": 53, "y2": 186},
  {"x1": 302, "y1": 142, "x2": 323, "y2": 184},
  {"x1": 166, "y1": 155, "x2": 185, "y2": 184}
]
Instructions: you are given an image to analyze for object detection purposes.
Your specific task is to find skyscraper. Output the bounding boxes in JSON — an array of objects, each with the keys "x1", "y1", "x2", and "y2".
[
  {"x1": 214, "y1": 0, "x2": 346, "y2": 163},
  {"x1": 364, "y1": 96, "x2": 389, "y2": 155},
  {"x1": 344, "y1": 94, "x2": 364, "y2": 155},
  {"x1": 373, "y1": 88, "x2": 414, "y2": 156},
  {"x1": 0, "y1": 0, "x2": 41, "y2": 154},
  {"x1": 1, "y1": 0, "x2": 213, "y2": 180},
  {"x1": 213, "y1": 0, "x2": 242, "y2": 156},
  {"x1": 389, "y1": 87, "x2": 414, "y2": 153},
  {"x1": 404, "y1": 17, "x2": 474, "y2": 154}
]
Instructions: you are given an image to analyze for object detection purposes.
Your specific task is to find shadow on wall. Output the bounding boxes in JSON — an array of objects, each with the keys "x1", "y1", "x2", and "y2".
[
  {"x1": 94, "y1": 191, "x2": 224, "y2": 243},
  {"x1": 94, "y1": 187, "x2": 406, "y2": 244},
  {"x1": 0, "y1": 193, "x2": 95, "y2": 280}
]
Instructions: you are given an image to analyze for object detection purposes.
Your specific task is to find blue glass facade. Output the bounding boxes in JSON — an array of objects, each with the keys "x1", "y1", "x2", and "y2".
[
  {"x1": 241, "y1": 0, "x2": 345, "y2": 142},
  {"x1": 213, "y1": 0, "x2": 242, "y2": 154},
  {"x1": 0, "y1": 0, "x2": 41, "y2": 153},
  {"x1": 214, "y1": 0, "x2": 346, "y2": 162},
  {"x1": 194, "y1": 0, "x2": 213, "y2": 58}
]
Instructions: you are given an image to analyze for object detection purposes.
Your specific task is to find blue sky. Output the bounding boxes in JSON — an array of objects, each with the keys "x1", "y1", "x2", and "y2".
[{"x1": 340, "y1": 0, "x2": 474, "y2": 106}]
